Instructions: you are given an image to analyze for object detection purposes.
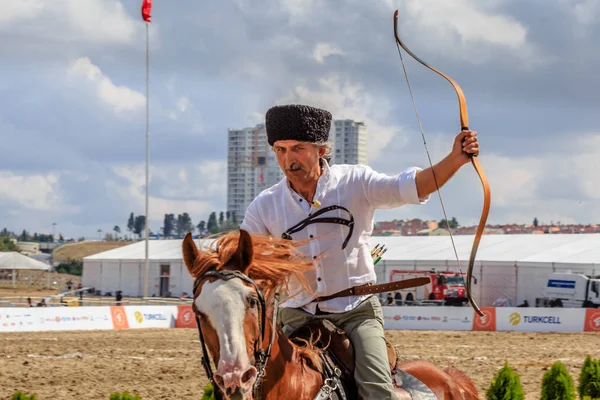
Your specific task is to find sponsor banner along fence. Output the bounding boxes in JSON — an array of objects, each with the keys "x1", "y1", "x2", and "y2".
[
  {"x1": 0, "y1": 305, "x2": 184, "y2": 332},
  {"x1": 0, "y1": 306, "x2": 115, "y2": 332},
  {"x1": 383, "y1": 306, "x2": 592, "y2": 333},
  {"x1": 496, "y1": 308, "x2": 585, "y2": 333},
  {"x1": 382, "y1": 306, "x2": 599, "y2": 333},
  {"x1": 1, "y1": 306, "x2": 598, "y2": 333}
]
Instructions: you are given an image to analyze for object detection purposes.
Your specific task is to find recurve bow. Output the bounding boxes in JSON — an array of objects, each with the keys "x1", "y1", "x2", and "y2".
[{"x1": 393, "y1": 10, "x2": 491, "y2": 317}]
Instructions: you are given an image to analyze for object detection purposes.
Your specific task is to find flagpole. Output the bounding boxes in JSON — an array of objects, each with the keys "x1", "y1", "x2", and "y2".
[{"x1": 143, "y1": 21, "x2": 150, "y2": 299}]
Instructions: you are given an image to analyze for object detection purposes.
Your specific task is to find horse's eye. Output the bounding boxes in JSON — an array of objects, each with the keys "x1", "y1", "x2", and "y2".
[{"x1": 248, "y1": 297, "x2": 258, "y2": 308}]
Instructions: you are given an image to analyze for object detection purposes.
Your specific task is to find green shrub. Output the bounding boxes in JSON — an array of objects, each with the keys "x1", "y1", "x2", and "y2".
[
  {"x1": 201, "y1": 383, "x2": 216, "y2": 400},
  {"x1": 109, "y1": 391, "x2": 141, "y2": 400},
  {"x1": 486, "y1": 361, "x2": 525, "y2": 400},
  {"x1": 11, "y1": 392, "x2": 37, "y2": 400},
  {"x1": 541, "y1": 361, "x2": 576, "y2": 400},
  {"x1": 578, "y1": 355, "x2": 600, "y2": 399}
]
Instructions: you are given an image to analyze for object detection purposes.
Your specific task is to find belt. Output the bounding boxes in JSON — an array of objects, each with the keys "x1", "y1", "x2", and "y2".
[{"x1": 311, "y1": 277, "x2": 431, "y2": 303}]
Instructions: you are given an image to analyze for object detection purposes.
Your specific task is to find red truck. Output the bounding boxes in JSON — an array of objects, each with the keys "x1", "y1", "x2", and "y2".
[{"x1": 388, "y1": 269, "x2": 471, "y2": 306}]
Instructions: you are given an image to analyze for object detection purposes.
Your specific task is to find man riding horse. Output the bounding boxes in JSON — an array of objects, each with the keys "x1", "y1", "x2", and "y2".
[{"x1": 240, "y1": 103, "x2": 480, "y2": 399}]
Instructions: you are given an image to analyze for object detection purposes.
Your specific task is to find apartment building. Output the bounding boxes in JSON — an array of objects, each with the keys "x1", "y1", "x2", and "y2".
[
  {"x1": 226, "y1": 124, "x2": 284, "y2": 221},
  {"x1": 227, "y1": 119, "x2": 368, "y2": 221},
  {"x1": 331, "y1": 119, "x2": 368, "y2": 165}
]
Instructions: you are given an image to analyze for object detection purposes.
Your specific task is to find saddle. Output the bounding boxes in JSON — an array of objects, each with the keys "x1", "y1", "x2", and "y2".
[{"x1": 288, "y1": 319, "x2": 434, "y2": 400}]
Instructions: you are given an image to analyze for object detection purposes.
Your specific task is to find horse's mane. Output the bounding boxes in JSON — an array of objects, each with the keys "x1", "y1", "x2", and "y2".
[
  {"x1": 189, "y1": 231, "x2": 324, "y2": 375},
  {"x1": 188, "y1": 231, "x2": 316, "y2": 296},
  {"x1": 444, "y1": 366, "x2": 479, "y2": 399}
]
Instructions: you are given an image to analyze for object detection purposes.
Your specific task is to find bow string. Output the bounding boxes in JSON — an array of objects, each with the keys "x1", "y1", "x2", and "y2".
[{"x1": 392, "y1": 10, "x2": 491, "y2": 318}]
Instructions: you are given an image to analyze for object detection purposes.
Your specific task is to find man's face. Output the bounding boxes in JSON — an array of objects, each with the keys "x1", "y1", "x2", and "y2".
[{"x1": 272, "y1": 140, "x2": 324, "y2": 186}]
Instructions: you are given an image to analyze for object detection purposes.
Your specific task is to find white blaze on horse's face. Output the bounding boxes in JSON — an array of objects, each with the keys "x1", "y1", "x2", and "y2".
[{"x1": 196, "y1": 277, "x2": 258, "y2": 398}]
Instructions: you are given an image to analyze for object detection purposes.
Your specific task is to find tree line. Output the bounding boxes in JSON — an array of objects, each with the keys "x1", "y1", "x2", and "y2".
[
  {"x1": 0, "y1": 228, "x2": 63, "y2": 243},
  {"x1": 124, "y1": 210, "x2": 240, "y2": 239}
]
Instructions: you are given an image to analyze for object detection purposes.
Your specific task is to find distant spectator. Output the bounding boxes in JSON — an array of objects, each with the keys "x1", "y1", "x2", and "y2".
[
  {"x1": 386, "y1": 293, "x2": 394, "y2": 306},
  {"x1": 37, "y1": 299, "x2": 47, "y2": 307},
  {"x1": 116, "y1": 290, "x2": 123, "y2": 306},
  {"x1": 518, "y1": 300, "x2": 529, "y2": 307},
  {"x1": 27, "y1": 297, "x2": 32, "y2": 307}
]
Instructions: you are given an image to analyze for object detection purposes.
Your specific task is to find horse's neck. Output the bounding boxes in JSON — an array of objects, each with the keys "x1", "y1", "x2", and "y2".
[{"x1": 259, "y1": 326, "x2": 323, "y2": 400}]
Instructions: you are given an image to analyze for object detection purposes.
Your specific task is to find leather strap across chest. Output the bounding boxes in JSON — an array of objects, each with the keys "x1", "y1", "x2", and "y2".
[{"x1": 281, "y1": 205, "x2": 354, "y2": 250}]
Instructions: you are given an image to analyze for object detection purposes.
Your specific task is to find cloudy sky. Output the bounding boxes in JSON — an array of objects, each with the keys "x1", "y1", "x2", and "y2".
[{"x1": 1, "y1": 0, "x2": 598, "y2": 239}]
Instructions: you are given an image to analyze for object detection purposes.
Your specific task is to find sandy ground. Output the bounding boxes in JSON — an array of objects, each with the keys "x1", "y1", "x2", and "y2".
[
  {"x1": 0, "y1": 288, "x2": 62, "y2": 298},
  {"x1": 0, "y1": 328, "x2": 597, "y2": 400}
]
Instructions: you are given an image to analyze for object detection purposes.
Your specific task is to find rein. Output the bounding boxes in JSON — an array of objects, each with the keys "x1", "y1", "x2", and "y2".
[{"x1": 192, "y1": 269, "x2": 279, "y2": 400}]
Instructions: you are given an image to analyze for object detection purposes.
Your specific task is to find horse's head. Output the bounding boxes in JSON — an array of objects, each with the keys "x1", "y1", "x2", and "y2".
[{"x1": 182, "y1": 230, "x2": 315, "y2": 400}]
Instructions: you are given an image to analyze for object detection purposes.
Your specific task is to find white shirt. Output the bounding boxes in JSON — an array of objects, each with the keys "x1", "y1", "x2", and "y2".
[{"x1": 240, "y1": 160, "x2": 430, "y2": 314}]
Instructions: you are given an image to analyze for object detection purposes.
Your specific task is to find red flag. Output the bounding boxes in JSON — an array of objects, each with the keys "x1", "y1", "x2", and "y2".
[{"x1": 141, "y1": 0, "x2": 152, "y2": 22}]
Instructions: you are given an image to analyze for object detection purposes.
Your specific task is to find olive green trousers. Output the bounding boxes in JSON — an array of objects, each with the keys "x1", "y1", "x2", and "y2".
[{"x1": 279, "y1": 295, "x2": 397, "y2": 400}]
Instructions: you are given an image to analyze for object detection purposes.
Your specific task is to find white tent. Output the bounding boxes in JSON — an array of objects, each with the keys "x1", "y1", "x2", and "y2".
[
  {"x1": 370, "y1": 233, "x2": 600, "y2": 307},
  {"x1": 82, "y1": 234, "x2": 600, "y2": 305},
  {"x1": 82, "y1": 239, "x2": 208, "y2": 298},
  {"x1": 0, "y1": 252, "x2": 51, "y2": 288}
]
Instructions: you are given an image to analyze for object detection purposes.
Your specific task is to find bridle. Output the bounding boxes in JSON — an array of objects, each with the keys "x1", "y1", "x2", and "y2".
[{"x1": 191, "y1": 269, "x2": 280, "y2": 400}]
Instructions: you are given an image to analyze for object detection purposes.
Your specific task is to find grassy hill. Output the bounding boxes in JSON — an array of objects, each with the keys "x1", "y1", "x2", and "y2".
[{"x1": 53, "y1": 241, "x2": 134, "y2": 263}]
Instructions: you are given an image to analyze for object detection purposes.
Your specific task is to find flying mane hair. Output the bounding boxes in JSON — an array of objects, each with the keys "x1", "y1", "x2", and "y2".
[
  {"x1": 189, "y1": 231, "x2": 325, "y2": 374},
  {"x1": 188, "y1": 231, "x2": 317, "y2": 297}
]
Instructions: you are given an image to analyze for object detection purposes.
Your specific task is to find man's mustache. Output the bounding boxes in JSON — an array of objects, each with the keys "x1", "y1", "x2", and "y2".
[{"x1": 285, "y1": 163, "x2": 302, "y2": 171}]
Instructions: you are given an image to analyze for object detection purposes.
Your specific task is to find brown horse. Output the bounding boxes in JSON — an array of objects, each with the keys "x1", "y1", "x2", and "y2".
[{"x1": 182, "y1": 229, "x2": 479, "y2": 400}]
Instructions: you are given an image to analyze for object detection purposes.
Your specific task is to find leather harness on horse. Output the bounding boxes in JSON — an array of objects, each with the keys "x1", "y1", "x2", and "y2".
[{"x1": 191, "y1": 207, "x2": 429, "y2": 399}]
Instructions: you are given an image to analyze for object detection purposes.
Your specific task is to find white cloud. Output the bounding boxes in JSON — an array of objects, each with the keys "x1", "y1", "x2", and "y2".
[
  {"x1": 479, "y1": 154, "x2": 541, "y2": 208},
  {"x1": 108, "y1": 161, "x2": 227, "y2": 223},
  {"x1": 569, "y1": 134, "x2": 600, "y2": 200},
  {"x1": 276, "y1": 74, "x2": 408, "y2": 160},
  {"x1": 406, "y1": 0, "x2": 526, "y2": 49},
  {"x1": 0, "y1": 171, "x2": 64, "y2": 211},
  {"x1": 280, "y1": 0, "x2": 316, "y2": 23},
  {"x1": 464, "y1": 133, "x2": 600, "y2": 224},
  {"x1": 250, "y1": 112, "x2": 265, "y2": 125},
  {"x1": 177, "y1": 97, "x2": 190, "y2": 113},
  {"x1": 68, "y1": 57, "x2": 145, "y2": 113},
  {"x1": 0, "y1": 0, "x2": 137, "y2": 45},
  {"x1": 573, "y1": 0, "x2": 600, "y2": 25},
  {"x1": 313, "y1": 43, "x2": 344, "y2": 64},
  {"x1": 388, "y1": 0, "x2": 547, "y2": 68},
  {"x1": 0, "y1": 0, "x2": 43, "y2": 25},
  {"x1": 169, "y1": 97, "x2": 191, "y2": 120}
]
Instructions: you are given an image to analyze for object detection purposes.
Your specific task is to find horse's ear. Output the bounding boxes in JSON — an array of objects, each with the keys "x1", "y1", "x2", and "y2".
[
  {"x1": 182, "y1": 232, "x2": 199, "y2": 276},
  {"x1": 229, "y1": 229, "x2": 254, "y2": 272}
]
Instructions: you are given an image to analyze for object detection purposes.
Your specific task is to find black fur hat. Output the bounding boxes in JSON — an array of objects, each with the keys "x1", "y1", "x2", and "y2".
[{"x1": 265, "y1": 104, "x2": 332, "y2": 146}]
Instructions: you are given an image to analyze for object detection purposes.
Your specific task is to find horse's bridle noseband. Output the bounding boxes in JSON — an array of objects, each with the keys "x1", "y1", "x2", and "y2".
[{"x1": 192, "y1": 269, "x2": 280, "y2": 399}]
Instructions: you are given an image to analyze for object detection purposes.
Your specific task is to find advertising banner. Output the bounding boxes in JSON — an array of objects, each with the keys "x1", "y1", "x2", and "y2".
[
  {"x1": 122, "y1": 306, "x2": 177, "y2": 329},
  {"x1": 110, "y1": 306, "x2": 129, "y2": 330},
  {"x1": 496, "y1": 307, "x2": 586, "y2": 333},
  {"x1": 472, "y1": 307, "x2": 497, "y2": 331},
  {"x1": 0, "y1": 307, "x2": 114, "y2": 332},
  {"x1": 382, "y1": 306, "x2": 474, "y2": 331},
  {"x1": 1, "y1": 305, "x2": 589, "y2": 333},
  {"x1": 175, "y1": 305, "x2": 197, "y2": 328},
  {"x1": 584, "y1": 309, "x2": 600, "y2": 332}
]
